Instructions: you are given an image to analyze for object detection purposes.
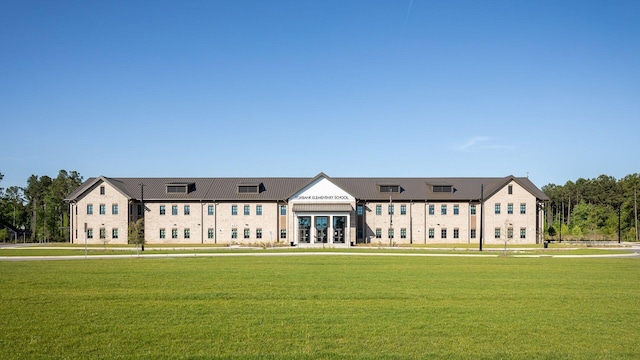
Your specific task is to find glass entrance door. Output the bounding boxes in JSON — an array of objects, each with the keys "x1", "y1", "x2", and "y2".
[
  {"x1": 298, "y1": 216, "x2": 311, "y2": 243},
  {"x1": 333, "y1": 216, "x2": 346, "y2": 243},
  {"x1": 315, "y1": 216, "x2": 328, "y2": 243}
]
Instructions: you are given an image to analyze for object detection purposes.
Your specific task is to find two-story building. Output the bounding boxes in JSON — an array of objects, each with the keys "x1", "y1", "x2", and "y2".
[{"x1": 65, "y1": 173, "x2": 548, "y2": 246}]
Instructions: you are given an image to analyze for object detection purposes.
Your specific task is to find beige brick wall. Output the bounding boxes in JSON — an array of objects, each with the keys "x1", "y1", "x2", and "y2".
[
  {"x1": 482, "y1": 180, "x2": 539, "y2": 244},
  {"x1": 71, "y1": 181, "x2": 129, "y2": 245}
]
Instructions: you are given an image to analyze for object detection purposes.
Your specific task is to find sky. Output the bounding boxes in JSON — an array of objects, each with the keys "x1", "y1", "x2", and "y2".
[{"x1": 1, "y1": 0, "x2": 639, "y2": 190}]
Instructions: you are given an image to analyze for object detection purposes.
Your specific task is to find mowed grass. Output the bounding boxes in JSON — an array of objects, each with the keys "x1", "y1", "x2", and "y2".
[{"x1": 0, "y1": 256, "x2": 638, "y2": 359}]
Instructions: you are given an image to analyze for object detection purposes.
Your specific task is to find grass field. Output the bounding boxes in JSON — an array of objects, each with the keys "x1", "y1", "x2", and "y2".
[{"x1": 1, "y1": 254, "x2": 639, "y2": 359}]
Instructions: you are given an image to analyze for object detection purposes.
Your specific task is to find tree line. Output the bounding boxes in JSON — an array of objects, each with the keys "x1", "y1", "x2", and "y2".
[
  {"x1": 1, "y1": 170, "x2": 639, "y2": 242},
  {"x1": 542, "y1": 174, "x2": 640, "y2": 241}
]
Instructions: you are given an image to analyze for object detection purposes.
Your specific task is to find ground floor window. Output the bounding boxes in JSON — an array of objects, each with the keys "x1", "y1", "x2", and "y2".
[
  {"x1": 87, "y1": 229, "x2": 93, "y2": 239},
  {"x1": 400, "y1": 228, "x2": 406, "y2": 239},
  {"x1": 494, "y1": 228, "x2": 501, "y2": 239},
  {"x1": 428, "y1": 228, "x2": 434, "y2": 239},
  {"x1": 388, "y1": 228, "x2": 394, "y2": 239},
  {"x1": 112, "y1": 228, "x2": 118, "y2": 239},
  {"x1": 232, "y1": 228, "x2": 238, "y2": 239},
  {"x1": 441, "y1": 228, "x2": 447, "y2": 239},
  {"x1": 453, "y1": 228, "x2": 459, "y2": 239},
  {"x1": 208, "y1": 228, "x2": 214, "y2": 239},
  {"x1": 184, "y1": 228, "x2": 190, "y2": 239},
  {"x1": 256, "y1": 228, "x2": 262, "y2": 239},
  {"x1": 172, "y1": 228, "x2": 178, "y2": 239},
  {"x1": 244, "y1": 228, "x2": 250, "y2": 239},
  {"x1": 520, "y1": 228, "x2": 526, "y2": 239},
  {"x1": 160, "y1": 228, "x2": 166, "y2": 239},
  {"x1": 375, "y1": 228, "x2": 381, "y2": 238},
  {"x1": 470, "y1": 229, "x2": 476, "y2": 239},
  {"x1": 99, "y1": 228, "x2": 106, "y2": 239},
  {"x1": 280, "y1": 229, "x2": 286, "y2": 239}
]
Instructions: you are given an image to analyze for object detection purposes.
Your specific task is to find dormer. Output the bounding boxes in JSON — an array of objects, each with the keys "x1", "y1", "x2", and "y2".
[
  {"x1": 378, "y1": 184, "x2": 401, "y2": 193},
  {"x1": 237, "y1": 183, "x2": 263, "y2": 194},
  {"x1": 432, "y1": 185, "x2": 453, "y2": 193},
  {"x1": 166, "y1": 182, "x2": 195, "y2": 194}
]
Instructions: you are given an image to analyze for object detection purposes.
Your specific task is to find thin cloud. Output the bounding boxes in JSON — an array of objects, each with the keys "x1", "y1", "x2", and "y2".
[
  {"x1": 456, "y1": 137, "x2": 513, "y2": 152},
  {"x1": 457, "y1": 136, "x2": 490, "y2": 151}
]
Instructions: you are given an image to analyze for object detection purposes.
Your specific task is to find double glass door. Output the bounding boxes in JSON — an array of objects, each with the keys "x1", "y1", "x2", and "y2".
[{"x1": 297, "y1": 215, "x2": 347, "y2": 244}]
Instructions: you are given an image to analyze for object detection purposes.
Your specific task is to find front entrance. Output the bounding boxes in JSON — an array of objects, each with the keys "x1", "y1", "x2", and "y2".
[
  {"x1": 315, "y1": 216, "x2": 328, "y2": 243},
  {"x1": 299, "y1": 216, "x2": 311, "y2": 244},
  {"x1": 333, "y1": 216, "x2": 345, "y2": 243},
  {"x1": 294, "y1": 214, "x2": 350, "y2": 246}
]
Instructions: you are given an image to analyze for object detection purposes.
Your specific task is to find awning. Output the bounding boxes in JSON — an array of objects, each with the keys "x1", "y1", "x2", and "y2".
[{"x1": 292, "y1": 203, "x2": 353, "y2": 212}]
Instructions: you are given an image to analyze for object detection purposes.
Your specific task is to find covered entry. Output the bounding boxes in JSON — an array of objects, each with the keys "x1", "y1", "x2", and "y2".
[{"x1": 292, "y1": 203, "x2": 352, "y2": 246}]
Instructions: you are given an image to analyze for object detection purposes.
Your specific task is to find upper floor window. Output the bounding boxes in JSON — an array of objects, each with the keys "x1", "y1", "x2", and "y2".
[
  {"x1": 453, "y1": 205, "x2": 459, "y2": 215},
  {"x1": 508, "y1": 185, "x2": 513, "y2": 194},
  {"x1": 184, "y1": 205, "x2": 190, "y2": 215},
  {"x1": 244, "y1": 205, "x2": 250, "y2": 215},
  {"x1": 495, "y1": 203, "x2": 501, "y2": 215},
  {"x1": 428, "y1": 205, "x2": 434, "y2": 215},
  {"x1": 388, "y1": 205, "x2": 394, "y2": 215},
  {"x1": 376, "y1": 205, "x2": 382, "y2": 215},
  {"x1": 400, "y1": 205, "x2": 406, "y2": 215},
  {"x1": 112, "y1": 204, "x2": 118, "y2": 215},
  {"x1": 470, "y1": 204, "x2": 476, "y2": 215},
  {"x1": 256, "y1": 205, "x2": 262, "y2": 216},
  {"x1": 357, "y1": 205, "x2": 363, "y2": 216},
  {"x1": 520, "y1": 203, "x2": 526, "y2": 214},
  {"x1": 208, "y1": 205, "x2": 214, "y2": 216},
  {"x1": 99, "y1": 204, "x2": 106, "y2": 215},
  {"x1": 100, "y1": 186, "x2": 105, "y2": 195},
  {"x1": 441, "y1": 205, "x2": 447, "y2": 215},
  {"x1": 232, "y1": 205, "x2": 238, "y2": 216},
  {"x1": 172, "y1": 205, "x2": 178, "y2": 215},
  {"x1": 160, "y1": 205, "x2": 166, "y2": 215},
  {"x1": 87, "y1": 204, "x2": 93, "y2": 215},
  {"x1": 280, "y1": 205, "x2": 287, "y2": 216},
  {"x1": 507, "y1": 203, "x2": 513, "y2": 215}
]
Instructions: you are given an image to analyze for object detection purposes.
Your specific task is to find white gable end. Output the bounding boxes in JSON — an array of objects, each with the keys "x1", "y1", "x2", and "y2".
[{"x1": 289, "y1": 178, "x2": 354, "y2": 203}]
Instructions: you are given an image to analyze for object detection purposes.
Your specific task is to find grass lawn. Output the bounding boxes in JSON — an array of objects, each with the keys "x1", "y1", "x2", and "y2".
[{"x1": 0, "y1": 255, "x2": 638, "y2": 359}]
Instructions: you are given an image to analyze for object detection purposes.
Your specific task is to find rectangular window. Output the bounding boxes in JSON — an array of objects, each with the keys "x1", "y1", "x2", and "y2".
[
  {"x1": 112, "y1": 228, "x2": 118, "y2": 239},
  {"x1": 99, "y1": 228, "x2": 106, "y2": 239},
  {"x1": 428, "y1": 228, "x2": 435, "y2": 239},
  {"x1": 470, "y1": 204, "x2": 476, "y2": 215},
  {"x1": 87, "y1": 204, "x2": 93, "y2": 215},
  {"x1": 441, "y1": 205, "x2": 447, "y2": 215},
  {"x1": 453, "y1": 228, "x2": 459, "y2": 239},
  {"x1": 232, "y1": 205, "x2": 238, "y2": 216},
  {"x1": 453, "y1": 205, "x2": 459, "y2": 215},
  {"x1": 231, "y1": 228, "x2": 238, "y2": 239},
  {"x1": 87, "y1": 228, "x2": 93, "y2": 238},
  {"x1": 100, "y1": 186, "x2": 105, "y2": 195},
  {"x1": 280, "y1": 229, "x2": 286, "y2": 239},
  {"x1": 280, "y1": 205, "x2": 286, "y2": 215},
  {"x1": 172, "y1": 229, "x2": 178, "y2": 239},
  {"x1": 208, "y1": 205, "x2": 214, "y2": 215},
  {"x1": 400, "y1": 228, "x2": 406, "y2": 239},
  {"x1": 256, "y1": 205, "x2": 262, "y2": 216},
  {"x1": 244, "y1": 205, "x2": 250, "y2": 216},
  {"x1": 379, "y1": 185, "x2": 400, "y2": 193},
  {"x1": 388, "y1": 205, "x2": 394, "y2": 215},
  {"x1": 160, "y1": 205, "x2": 166, "y2": 215},
  {"x1": 507, "y1": 203, "x2": 513, "y2": 215},
  {"x1": 243, "y1": 228, "x2": 250, "y2": 239},
  {"x1": 471, "y1": 229, "x2": 476, "y2": 238},
  {"x1": 256, "y1": 228, "x2": 262, "y2": 239},
  {"x1": 172, "y1": 205, "x2": 178, "y2": 215},
  {"x1": 507, "y1": 227, "x2": 513, "y2": 239},
  {"x1": 400, "y1": 205, "x2": 406, "y2": 215},
  {"x1": 208, "y1": 228, "x2": 215, "y2": 239},
  {"x1": 433, "y1": 185, "x2": 452, "y2": 193},
  {"x1": 357, "y1": 229, "x2": 363, "y2": 239},
  {"x1": 376, "y1": 205, "x2": 382, "y2": 215},
  {"x1": 112, "y1": 204, "x2": 118, "y2": 215},
  {"x1": 375, "y1": 228, "x2": 382, "y2": 238},
  {"x1": 99, "y1": 204, "x2": 106, "y2": 215},
  {"x1": 441, "y1": 228, "x2": 447, "y2": 239},
  {"x1": 508, "y1": 185, "x2": 513, "y2": 194},
  {"x1": 520, "y1": 203, "x2": 526, "y2": 215},
  {"x1": 160, "y1": 228, "x2": 166, "y2": 239},
  {"x1": 520, "y1": 228, "x2": 526, "y2": 239},
  {"x1": 428, "y1": 205, "x2": 434, "y2": 215},
  {"x1": 495, "y1": 228, "x2": 501, "y2": 239},
  {"x1": 184, "y1": 228, "x2": 190, "y2": 239},
  {"x1": 495, "y1": 203, "x2": 501, "y2": 215},
  {"x1": 184, "y1": 205, "x2": 190, "y2": 215},
  {"x1": 357, "y1": 205, "x2": 363, "y2": 216},
  {"x1": 388, "y1": 228, "x2": 394, "y2": 239}
]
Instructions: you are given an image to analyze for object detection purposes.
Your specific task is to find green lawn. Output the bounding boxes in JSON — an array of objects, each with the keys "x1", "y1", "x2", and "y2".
[{"x1": 0, "y1": 255, "x2": 638, "y2": 359}]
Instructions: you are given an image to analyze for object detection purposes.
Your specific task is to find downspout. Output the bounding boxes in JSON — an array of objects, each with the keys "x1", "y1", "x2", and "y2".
[
  {"x1": 424, "y1": 200, "x2": 427, "y2": 244},
  {"x1": 201, "y1": 200, "x2": 204, "y2": 244},
  {"x1": 409, "y1": 200, "x2": 413, "y2": 244}
]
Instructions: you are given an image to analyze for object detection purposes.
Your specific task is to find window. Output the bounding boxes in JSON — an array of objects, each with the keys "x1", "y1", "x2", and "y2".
[
  {"x1": 243, "y1": 228, "x2": 250, "y2": 239},
  {"x1": 428, "y1": 228, "x2": 435, "y2": 239},
  {"x1": 111, "y1": 204, "x2": 118, "y2": 215},
  {"x1": 100, "y1": 186, "x2": 105, "y2": 195},
  {"x1": 428, "y1": 205, "x2": 434, "y2": 215},
  {"x1": 388, "y1": 228, "x2": 394, "y2": 239},
  {"x1": 232, "y1": 205, "x2": 238, "y2": 216},
  {"x1": 508, "y1": 185, "x2": 513, "y2": 195},
  {"x1": 184, "y1": 205, "x2": 190, "y2": 215},
  {"x1": 280, "y1": 229, "x2": 286, "y2": 239},
  {"x1": 172, "y1": 229, "x2": 178, "y2": 239},
  {"x1": 87, "y1": 204, "x2": 93, "y2": 215},
  {"x1": 400, "y1": 205, "x2": 406, "y2": 215},
  {"x1": 453, "y1": 228, "x2": 459, "y2": 239},
  {"x1": 400, "y1": 228, "x2": 406, "y2": 239},
  {"x1": 357, "y1": 205, "x2": 363, "y2": 216},
  {"x1": 471, "y1": 229, "x2": 476, "y2": 239},
  {"x1": 172, "y1": 205, "x2": 178, "y2": 215},
  {"x1": 137, "y1": 204, "x2": 143, "y2": 216},
  {"x1": 441, "y1": 205, "x2": 447, "y2": 215},
  {"x1": 376, "y1": 205, "x2": 382, "y2": 215},
  {"x1": 507, "y1": 203, "x2": 513, "y2": 215},
  {"x1": 453, "y1": 205, "x2": 459, "y2": 215},
  {"x1": 495, "y1": 203, "x2": 501, "y2": 215},
  {"x1": 237, "y1": 184, "x2": 260, "y2": 194},
  {"x1": 112, "y1": 228, "x2": 118, "y2": 239},
  {"x1": 208, "y1": 229, "x2": 215, "y2": 239},
  {"x1": 470, "y1": 204, "x2": 476, "y2": 215},
  {"x1": 184, "y1": 228, "x2": 190, "y2": 239},
  {"x1": 167, "y1": 185, "x2": 187, "y2": 193},
  {"x1": 379, "y1": 185, "x2": 400, "y2": 193},
  {"x1": 256, "y1": 228, "x2": 262, "y2": 239},
  {"x1": 357, "y1": 229, "x2": 363, "y2": 239},
  {"x1": 441, "y1": 228, "x2": 447, "y2": 239},
  {"x1": 507, "y1": 227, "x2": 513, "y2": 239},
  {"x1": 280, "y1": 205, "x2": 286, "y2": 215},
  {"x1": 208, "y1": 205, "x2": 214, "y2": 216},
  {"x1": 99, "y1": 204, "x2": 106, "y2": 215},
  {"x1": 520, "y1": 203, "x2": 526, "y2": 214},
  {"x1": 433, "y1": 185, "x2": 452, "y2": 193},
  {"x1": 375, "y1": 228, "x2": 382, "y2": 238},
  {"x1": 256, "y1": 205, "x2": 262, "y2": 216},
  {"x1": 495, "y1": 228, "x2": 501, "y2": 239},
  {"x1": 232, "y1": 228, "x2": 238, "y2": 239},
  {"x1": 244, "y1": 205, "x2": 250, "y2": 216},
  {"x1": 87, "y1": 228, "x2": 93, "y2": 238},
  {"x1": 160, "y1": 205, "x2": 166, "y2": 215},
  {"x1": 520, "y1": 228, "x2": 526, "y2": 239},
  {"x1": 160, "y1": 228, "x2": 166, "y2": 239},
  {"x1": 99, "y1": 228, "x2": 106, "y2": 239},
  {"x1": 388, "y1": 205, "x2": 394, "y2": 215}
]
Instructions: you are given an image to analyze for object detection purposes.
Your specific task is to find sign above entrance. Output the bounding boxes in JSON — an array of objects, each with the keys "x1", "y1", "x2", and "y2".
[
  {"x1": 293, "y1": 195, "x2": 349, "y2": 201},
  {"x1": 289, "y1": 178, "x2": 355, "y2": 203}
]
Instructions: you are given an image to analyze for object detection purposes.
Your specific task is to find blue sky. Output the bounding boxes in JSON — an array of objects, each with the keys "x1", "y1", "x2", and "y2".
[{"x1": 1, "y1": 0, "x2": 639, "y2": 190}]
